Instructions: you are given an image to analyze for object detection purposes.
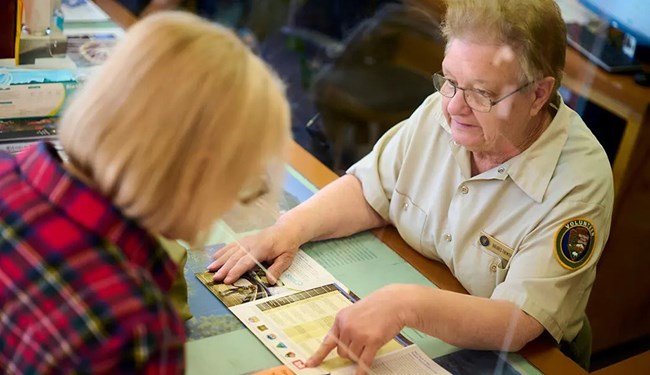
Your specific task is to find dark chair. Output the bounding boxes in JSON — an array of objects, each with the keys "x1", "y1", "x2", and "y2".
[{"x1": 286, "y1": 3, "x2": 446, "y2": 172}]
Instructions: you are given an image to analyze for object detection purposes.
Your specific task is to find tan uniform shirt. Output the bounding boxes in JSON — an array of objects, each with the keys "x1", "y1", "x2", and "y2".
[{"x1": 348, "y1": 92, "x2": 614, "y2": 342}]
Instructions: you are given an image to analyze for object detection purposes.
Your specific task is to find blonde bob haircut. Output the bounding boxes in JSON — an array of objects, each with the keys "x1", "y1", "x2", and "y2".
[
  {"x1": 442, "y1": 0, "x2": 566, "y2": 95},
  {"x1": 59, "y1": 12, "x2": 291, "y2": 244}
]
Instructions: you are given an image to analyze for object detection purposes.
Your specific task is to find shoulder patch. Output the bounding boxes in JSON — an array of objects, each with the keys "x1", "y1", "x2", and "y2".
[{"x1": 554, "y1": 218, "x2": 596, "y2": 270}]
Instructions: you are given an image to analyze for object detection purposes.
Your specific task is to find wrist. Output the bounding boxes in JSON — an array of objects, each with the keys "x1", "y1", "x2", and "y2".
[
  {"x1": 273, "y1": 211, "x2": 308, "y2": 249},
  {"x1": 380, "y1": 284, "x2": 419, "y2": 329},
  {"x1": 392, "y1": 284, "x2": 436, "y2": 330}
]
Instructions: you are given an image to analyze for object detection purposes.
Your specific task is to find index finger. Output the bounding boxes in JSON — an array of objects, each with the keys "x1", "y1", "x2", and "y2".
[{"x1": 305, "y1": 326, "x2": 339, "y2": 368}]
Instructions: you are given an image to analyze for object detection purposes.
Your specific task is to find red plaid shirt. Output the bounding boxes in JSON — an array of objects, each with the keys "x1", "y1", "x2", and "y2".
[{"x1": 0, "y1": 143, "x2": 185, "y2": 374}]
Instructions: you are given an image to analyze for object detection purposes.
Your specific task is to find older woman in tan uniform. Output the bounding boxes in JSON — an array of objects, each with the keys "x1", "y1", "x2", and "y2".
[{"x1": 209, "y1": 0, "x2": 614, "y2": 372}]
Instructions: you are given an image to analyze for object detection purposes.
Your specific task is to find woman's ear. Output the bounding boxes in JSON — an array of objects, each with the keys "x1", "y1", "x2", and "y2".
[{"x1": 530, "y1": 76, "x2": 555, "y2": 116}]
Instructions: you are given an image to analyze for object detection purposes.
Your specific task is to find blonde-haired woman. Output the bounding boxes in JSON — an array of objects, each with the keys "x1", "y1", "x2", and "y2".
[{"x1": 0, "y1": 12, "x2": 290, "y2": 374}]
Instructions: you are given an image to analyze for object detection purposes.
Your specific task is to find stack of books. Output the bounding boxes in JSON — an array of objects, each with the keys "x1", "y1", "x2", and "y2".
[{"x1": 0, "y1": 117, "x2": 60, "y2": 154}]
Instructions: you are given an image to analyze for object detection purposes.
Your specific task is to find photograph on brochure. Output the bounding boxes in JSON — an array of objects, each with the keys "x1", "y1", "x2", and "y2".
[{"x1": 196, "y1": 265, "x2": 294, "y2": 308}]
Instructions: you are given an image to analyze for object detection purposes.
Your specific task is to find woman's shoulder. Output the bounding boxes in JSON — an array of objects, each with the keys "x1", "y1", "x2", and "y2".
[
  {"x1": 560, "y1": 105, "x2": 612, "y2": 175},
  {"x1": 552, "y1": 104, "x2": 614, "y2": 201}
]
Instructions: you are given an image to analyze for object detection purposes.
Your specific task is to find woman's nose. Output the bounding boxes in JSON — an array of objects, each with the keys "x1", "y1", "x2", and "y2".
[{"x1": 446, "y1": 89, "x2": 471, "y2": 115}]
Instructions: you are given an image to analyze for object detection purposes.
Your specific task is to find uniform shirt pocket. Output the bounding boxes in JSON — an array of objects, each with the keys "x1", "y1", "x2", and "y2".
[
  {"x1": 458, "y1": 243, "x2": 507, "y2": 297},
  {"x1": 389, "y1": 190, "x2": 428, "y2": 252},
  {"x1": 476, "y1": 231, "x2": 515, "y2": 287},
  {"x1": 495, "y1": 262, "x2": 508, "y2": 286}
]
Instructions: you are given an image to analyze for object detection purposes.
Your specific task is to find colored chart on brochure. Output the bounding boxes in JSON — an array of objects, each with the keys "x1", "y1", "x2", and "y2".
[{"x1": 229, "y1": 283, "x2": 413, "y2": 373}]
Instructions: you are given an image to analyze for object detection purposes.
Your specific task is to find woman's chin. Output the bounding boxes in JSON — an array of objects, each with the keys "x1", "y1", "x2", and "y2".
[{"x1": 451, "y1": 131, "x2": 481, "y2": 150}]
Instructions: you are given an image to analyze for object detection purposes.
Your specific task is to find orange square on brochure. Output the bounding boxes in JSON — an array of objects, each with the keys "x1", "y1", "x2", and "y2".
[{"x1": 252, "y1": 365, "x2": 295, "y2": 375}]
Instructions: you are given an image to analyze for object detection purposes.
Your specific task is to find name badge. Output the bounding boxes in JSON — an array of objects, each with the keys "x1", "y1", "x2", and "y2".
[{"x1": 479, "y1": 231, "x2": 514, "y2": 262}]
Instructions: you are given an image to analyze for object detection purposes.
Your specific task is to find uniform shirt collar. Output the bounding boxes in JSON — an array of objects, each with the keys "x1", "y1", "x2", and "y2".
[
  {"x1": 439, "y1": 96, "x2": 569, "y2": 202},
  {"x1": 503, "y1": 98, "x2": 569, "y2": 203},
  {"x1": 16, "y1": 142, "x2": 178, "y2": 291}
]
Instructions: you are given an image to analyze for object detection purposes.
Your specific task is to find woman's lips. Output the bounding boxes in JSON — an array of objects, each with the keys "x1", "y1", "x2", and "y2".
[{"x1": 452, "y1": 119, "x2": 476, "y2": 128}]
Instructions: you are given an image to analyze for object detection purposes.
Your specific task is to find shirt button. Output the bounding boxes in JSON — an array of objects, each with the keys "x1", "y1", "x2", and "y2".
[
  {"x1": 443, "y1": 233, "x2": 452, "y2": 242},
  {"x1": 490, "y1": 264, "x2": 497, "y2": 273},
  {"x1": 460, "y1": 185, "x2": 469, "y2": 194},
  {"x1": 403, "y1": 202, "x2": 409, "y2": 210},
  {"x1": 497, "y1": 167, "x2": 505, "y2": 174}
]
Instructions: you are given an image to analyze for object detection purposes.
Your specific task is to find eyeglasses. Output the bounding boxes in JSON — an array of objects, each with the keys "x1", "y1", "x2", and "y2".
[{"x1": 432, "y1": 73, "x2": 532, "y2": 113}]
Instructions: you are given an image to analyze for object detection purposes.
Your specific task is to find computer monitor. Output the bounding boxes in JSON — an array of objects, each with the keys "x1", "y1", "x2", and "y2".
[
  {"x1": 580, "y1": 0, "x2": 650, "y2": 48},
  {"x1": 565, "y1": 0, "x2": 650, "y2": 73}
]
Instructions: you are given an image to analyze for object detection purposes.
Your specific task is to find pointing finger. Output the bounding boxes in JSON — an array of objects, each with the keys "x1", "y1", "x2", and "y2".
[{"x1": 305, "y1": 326, "x2": 339, "y2": 367}]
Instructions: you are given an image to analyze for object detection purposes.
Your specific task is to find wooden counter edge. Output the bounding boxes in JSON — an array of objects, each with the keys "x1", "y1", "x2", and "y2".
[
  {"x1": 591, "y1": 349, "x2": 650, "y2": 375},
  {"x1": 94, "y1": 0, "x2": 137, "y2": 29}
]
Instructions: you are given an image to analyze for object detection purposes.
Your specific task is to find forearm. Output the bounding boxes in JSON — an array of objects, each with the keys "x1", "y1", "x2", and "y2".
[
  {"x1": 398, "y1": 285, "x2": 543, "y2": 351},
  {"x1": 276, "y1": 174, "x2": 387, "y2": 246}
]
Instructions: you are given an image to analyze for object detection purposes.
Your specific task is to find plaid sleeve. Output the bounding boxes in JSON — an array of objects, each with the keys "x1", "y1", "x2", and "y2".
[
  {"x1": 136, "y1": 323, "x2": 185, "y2": 375},
  {"x1": 88, "y1": 294, "x2": 186, "y2": 374},
  {"x1": 81, "y1": 272, "x2": 188, "y2": 374}
]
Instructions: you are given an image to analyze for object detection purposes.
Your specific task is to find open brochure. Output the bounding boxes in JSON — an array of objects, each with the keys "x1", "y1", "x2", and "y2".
[{"x1": 196, "y1": 249, "x2": 450, "y2": 375}]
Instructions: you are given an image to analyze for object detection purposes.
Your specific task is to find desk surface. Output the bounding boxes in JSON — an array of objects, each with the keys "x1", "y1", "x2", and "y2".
[{"x1": 94, "y1": 1, "x2": 586, "y2": 373}]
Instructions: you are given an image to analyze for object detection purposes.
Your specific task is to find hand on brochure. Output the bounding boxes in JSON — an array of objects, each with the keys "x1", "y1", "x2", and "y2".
[
  {"x1": 208, "y1": 225, "x2": 299, "y2": 284},
  {"x1": 305, "y1": 285, "x2": 407, "y2": 375}
]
